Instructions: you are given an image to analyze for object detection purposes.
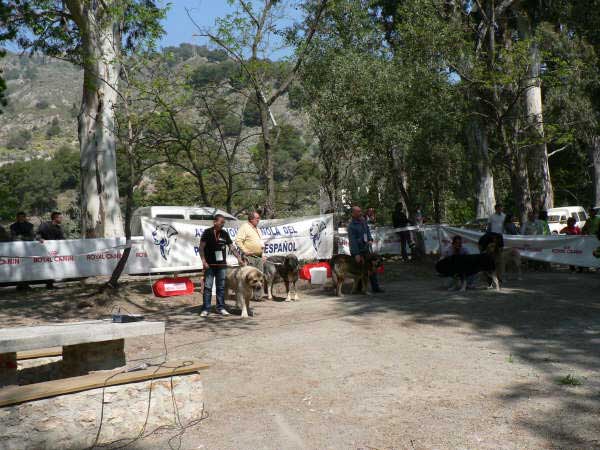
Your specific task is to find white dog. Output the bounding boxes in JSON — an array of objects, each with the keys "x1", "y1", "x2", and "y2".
[{"x1": 226, "y1": 266, "x2": 265, "y2": 318}]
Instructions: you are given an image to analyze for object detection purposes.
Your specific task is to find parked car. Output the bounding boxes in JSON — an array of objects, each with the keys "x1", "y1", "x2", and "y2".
[
  {"x1": 464, "y1": 218, "x2": 489, "y2": 232},
  {"x1": 131, "y1": 206, "x2": 238, "y2": 236},
  {"x1": 547, "y1": 206, "x2": 588, "y2": 234}
]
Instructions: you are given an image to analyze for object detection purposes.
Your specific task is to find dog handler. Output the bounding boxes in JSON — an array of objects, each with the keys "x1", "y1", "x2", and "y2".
[
  {"x1": 235, "y1": 211, "x2": 266, "y2": 273},
  {"x1": 347, "y1": 206, "x2": 384, "y2": 293},
  {"x1": 199, "y1": 214, "x2": 245, "y2": 317}
]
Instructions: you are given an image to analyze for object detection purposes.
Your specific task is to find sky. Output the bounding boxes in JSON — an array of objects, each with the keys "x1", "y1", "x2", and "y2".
[
  {"x1": 159, "y1": 0, "x2": 236, "y2": 50},
  {"x1": 3, "y1": 1, "x2": 300, "y2": 59},
  {"x1": 160, "y1": 0, "x2": 301, "y2": 59}
]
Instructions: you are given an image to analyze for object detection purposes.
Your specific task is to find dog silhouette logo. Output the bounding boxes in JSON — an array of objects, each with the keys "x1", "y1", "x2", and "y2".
[
  {"x1": 152, "y1": 224, "x2": 178, "y2": 260},
  {"x1": 309, "y1": 220, "x2": 327, "y2": 254}
]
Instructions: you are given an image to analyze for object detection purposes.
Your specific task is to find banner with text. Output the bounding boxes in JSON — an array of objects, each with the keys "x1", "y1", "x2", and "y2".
[
  {"x1": 141, "y1": 214, "x2": 335, "y2": 271},
  {"x1": 440, "y1": 226, "x2": 600, "y2": 268},
  {"x1": 0, "y1": 238, "x2": 152, "y2": 283}
]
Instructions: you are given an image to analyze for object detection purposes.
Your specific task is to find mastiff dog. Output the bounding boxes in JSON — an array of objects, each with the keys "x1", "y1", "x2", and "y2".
[
  {"x1": 263, "y1": 254, "x2": 300, "y2": 301},
  {"x1": 226, "y1": 265, "x2": 265, "y2": 318},
  {"x1": 331, "y1": 253, "x2": 383, "y2": 297}
]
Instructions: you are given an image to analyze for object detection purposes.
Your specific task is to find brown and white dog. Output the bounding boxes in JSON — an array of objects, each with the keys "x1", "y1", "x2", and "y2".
[
  {"x1": 499, "y1": 247, "x2": 522, "y2": 281},
  {"x1": 226, "y1": 266, "x2": 264, "y2": 318},
  {"x1": 330, "y1": 253, "x2": 384, "y2": 296}
]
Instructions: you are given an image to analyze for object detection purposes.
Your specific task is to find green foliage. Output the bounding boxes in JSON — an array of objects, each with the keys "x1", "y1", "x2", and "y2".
[
  {"x1": 0, "y1": 146, "x2": 80, "y2": 218},
  {"x1": 6, "y1": 129, "x2": 32, "y2": 150},
  {"x1": 46, "y1": 117, "x2": 61, "y2": 139},
  {"x1": 242, "y1": 100, "x2": 261, "y2": 127},
  {"x1": 35, "y1": 99, "x2": 49, "y2": 109},
  {"x1": 557, "y1": 374, "x2": 583, "y2": 386}
]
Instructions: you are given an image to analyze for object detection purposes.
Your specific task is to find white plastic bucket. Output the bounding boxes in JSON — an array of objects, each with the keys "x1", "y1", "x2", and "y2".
[{"x1": 309, "y1": 267, "x2": 327, "y2": 285}]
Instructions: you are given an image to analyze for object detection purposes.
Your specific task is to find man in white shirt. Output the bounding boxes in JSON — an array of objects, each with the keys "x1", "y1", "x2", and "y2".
[{"x1": 488, "y1": 204, "x2": 506, "y2": 234}]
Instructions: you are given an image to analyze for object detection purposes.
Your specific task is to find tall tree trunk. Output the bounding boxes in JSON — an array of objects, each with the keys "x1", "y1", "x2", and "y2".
[
  {"x1": 258, "y1": 97, "x2": 275, "y2": 218},
  {"x1": 502, "y1": 124, "x2": 532, "y2": 224},
  {"x1": 467, "y1": 119, "x2": 496, "y2": 218},
  {"x1": 518, "y1": 16, "x2": 553, "y2": 212},
  {"x1": 76, "y1": 11, "x2": 124, "y2": 238},
  {"x1": 387, "y1": 146, "x2": 411, "y2": 215},
  {"x1": 589, "y1": 134, "x2": 600, "y2": 207}
]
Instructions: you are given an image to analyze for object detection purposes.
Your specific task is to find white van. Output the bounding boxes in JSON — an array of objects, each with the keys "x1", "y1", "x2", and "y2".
[
  {"x1": 547, "y1": 206, "x2": 588, "y2": 234},
  {"x1": 131, "y1": 206, "x2": 238, "y2": 236}
]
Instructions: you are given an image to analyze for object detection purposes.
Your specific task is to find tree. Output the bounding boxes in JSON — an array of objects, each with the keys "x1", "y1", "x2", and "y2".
[
  {"x1": 191, "y1": 0, "x2": 329, "y2": 217},
  {"x1": 7, "y1": 1, "x2": 166, "y2": 237}
]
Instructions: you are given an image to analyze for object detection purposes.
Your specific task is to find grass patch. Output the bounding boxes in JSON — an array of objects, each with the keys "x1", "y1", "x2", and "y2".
[{"x1": 557, "y1": 374, "x2": 583, "y2": 386}]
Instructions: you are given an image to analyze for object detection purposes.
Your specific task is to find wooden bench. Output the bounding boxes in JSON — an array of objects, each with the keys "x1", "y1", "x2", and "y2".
[
  {"x1": 0, "y1": 320, "x2": 165, "y2": 387},
  {"x1": 16, "y1": 347, "x2": 62, "y2": 360},
  {"x1": 0, "y1": 360, "x2": 209, "y2": 407}
]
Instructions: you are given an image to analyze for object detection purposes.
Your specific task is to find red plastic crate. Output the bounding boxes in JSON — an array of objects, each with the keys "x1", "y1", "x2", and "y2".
[{"x1": 152, "y1": 277, "x2": 195, "y2": 297}]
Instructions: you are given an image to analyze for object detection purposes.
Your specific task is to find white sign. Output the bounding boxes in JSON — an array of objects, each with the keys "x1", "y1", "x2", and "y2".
[
  {"x1": 141, "y1": 214, "x2": 335, "y2": 271},
  {"x1": 337, "y1": 225, "x2": 440, "y2": 255},
  {"x1": 0, "y1": 237, "x2": 152, "y2": 283},
  {"x1": 440, "y1": 226, "x2": 600, "y2": 268}
]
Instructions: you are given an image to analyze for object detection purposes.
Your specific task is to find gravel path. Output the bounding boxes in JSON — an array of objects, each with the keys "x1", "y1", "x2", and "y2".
[{"x1": 1, "y1": 265, "x2": 599, "y2": 449}]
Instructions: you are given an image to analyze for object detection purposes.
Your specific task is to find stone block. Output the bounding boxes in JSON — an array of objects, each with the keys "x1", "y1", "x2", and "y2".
[
  {"x1": 0, "y1": 372, "x2": 204, "y2": 450},
  {"x1": 0, "y1": 353, "x2": 17, "y2": 388}
]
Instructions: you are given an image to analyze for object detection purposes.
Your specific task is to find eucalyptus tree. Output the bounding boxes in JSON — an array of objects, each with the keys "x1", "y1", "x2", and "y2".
[
  {"x1": 6, "y1": 1, "x2": 166, "y2": 237},
  {"x1": 190, "y1": 0, "x2": 329, "y2": 218}
]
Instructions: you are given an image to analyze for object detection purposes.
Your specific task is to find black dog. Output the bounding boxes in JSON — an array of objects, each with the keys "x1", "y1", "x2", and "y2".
[
  {"x1": 263, "y1": 254, "x2": 300, "y2": 301},
  {"x1": 436, "y1": 247, "x2": 500, "y2": 292}
]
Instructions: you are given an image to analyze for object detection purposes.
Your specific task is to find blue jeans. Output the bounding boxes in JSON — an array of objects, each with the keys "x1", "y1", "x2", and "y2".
[{"x1": 203, "y1": 267, "x2": 226, "y2": 312}]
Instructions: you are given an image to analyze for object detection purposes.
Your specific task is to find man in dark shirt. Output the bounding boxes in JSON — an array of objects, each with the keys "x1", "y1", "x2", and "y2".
[
  {"x1": 38, "y1": 212, "x2": 65, "y2": 289},
  {"x1": 10, "y1": 212, "x2": 35, "y2": 241},
  {"x1": 347, "y1": 205, "x2": 384, "y2": 293},
  {"x1": 199, "y1": 214, "x2": 245, "y2": 317},
  {"x1": 38, "y1": 212, "x2": 65, "y2": 242},
  {"x1": 392, "y1": 202, "x2": 412, "y2": 262}
]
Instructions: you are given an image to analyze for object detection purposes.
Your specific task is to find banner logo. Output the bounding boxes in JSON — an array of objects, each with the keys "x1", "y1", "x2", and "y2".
[
  {"x1": 309, "y1": 220, "x2": 327, "y2": 254},
  {"x1": 152, "y1": 224, "x2": 178, "y2": 260}
]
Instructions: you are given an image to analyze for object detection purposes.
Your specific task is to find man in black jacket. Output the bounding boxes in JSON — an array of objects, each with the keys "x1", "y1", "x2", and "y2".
[
  {"x1": 38, "y1": 212, "x2": 65, "y2": 289},
  {"x1": 10, "y1": 212, "x2": 35, "y2": 241},
  {"x1": 392, "y1": 202, "x2": 412, "y2": 262}
]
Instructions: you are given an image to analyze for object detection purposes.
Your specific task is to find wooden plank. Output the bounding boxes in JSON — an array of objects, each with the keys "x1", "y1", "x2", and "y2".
[
  {"x1": 0, "y1": 361, "x2": 209, "y2": 407},
  {"x1": 17, "y1": 347, "x2": 62, "y2": 361}
]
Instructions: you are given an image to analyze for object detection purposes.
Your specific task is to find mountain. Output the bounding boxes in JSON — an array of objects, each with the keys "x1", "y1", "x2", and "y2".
[{"x1": 0, "y1": 52, "x2": 81, "y2": 164}]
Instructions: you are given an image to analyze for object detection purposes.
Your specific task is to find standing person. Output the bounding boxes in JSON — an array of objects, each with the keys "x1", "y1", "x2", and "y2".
[
  {"x1": 392, "y1": 202, "x2": 412, "y2": 262},
  {"x1": 10, "y1": 212, "x2": 35, "y2": 241},
  {"x1": 235, "y1": 211, "x2": 266, "y2": 273},
  {"x1": 364, "y1": 207, "x2": 377, "y2": 226},
  {"x1": 414, "y1": 204, "x2": 424, "y2": 227},
  {"x1": 199, "y1": 214, "x2": 245, "y2": 317},
  {"x1": 582, "y1": 206, "x2": 600, "y2": 236},
  {"x1": 520, "y1": 211, "x2": 537, "y2": 235},
  {"x1": 504, "y1": 213, "x2": 518, "y2": 235},
  {"x1": 534, "y1": 211, "x2": 551, "y2": 235},
  {"x1": 486, "y1": 204, "x2": 506, "y2": 250},
  {"x1": 560, "y1": 217, "x2": 582, "y2": 273},
  {"x1": 441, "y1": 236, "x2": 476, "y2": 289},
  {"x1": 38, "y1": 212, "x2": 65, "y2": 289},
  {"x1": 347, "y1": 205, "x2": 384, "y2": 293}
]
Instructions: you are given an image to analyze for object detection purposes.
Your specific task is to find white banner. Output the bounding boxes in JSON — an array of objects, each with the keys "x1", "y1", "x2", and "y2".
[
  {"x1": 0, "y1": 238, "x2": 152, "y2": 283},
  {"x1": 440, "y1": 226, "x2": 600, "y2": 268},
  {"x1": 337, "y1": 225, "x2": 441, "y2": 255},
  {"x1": 141, "y1": 214, "x2": 335, "y2": 271}
]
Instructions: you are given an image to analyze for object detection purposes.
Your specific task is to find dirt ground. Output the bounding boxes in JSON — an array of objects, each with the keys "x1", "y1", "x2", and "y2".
[{"x1": 1, "y1": 262, "x2": 600, "y2": 450}]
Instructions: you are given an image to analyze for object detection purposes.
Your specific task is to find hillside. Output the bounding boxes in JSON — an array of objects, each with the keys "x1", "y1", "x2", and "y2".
[
  {"x1": 0, "y1": 52, "x2": 81, "y2": 164},
  {"x1": 0, "y1": 46, "x2": 308, "y2": 164}
]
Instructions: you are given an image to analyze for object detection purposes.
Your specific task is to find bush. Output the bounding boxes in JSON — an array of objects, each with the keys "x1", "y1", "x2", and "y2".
[
  {"x1": 6, "y1": 129, "x2": 32, "y2": 150},
  {"x1": 46, "y1": 117, "x2": 61, "y2": 139},
  {"x1": 35, "y1": 99, "x2": 49, "y2": 109}
]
